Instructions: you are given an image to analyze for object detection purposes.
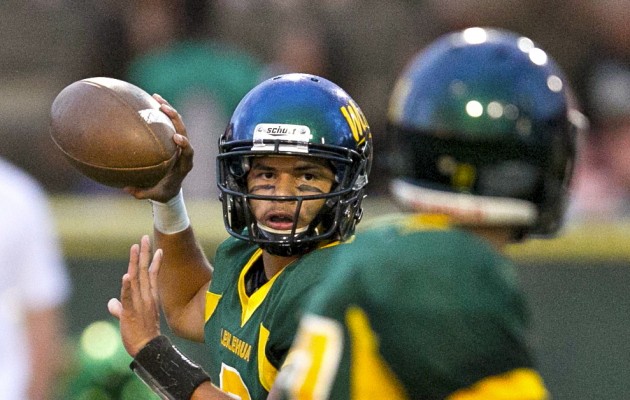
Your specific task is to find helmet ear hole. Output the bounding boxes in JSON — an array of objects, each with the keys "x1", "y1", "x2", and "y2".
[
  {"x1": 224, "y1": 194, "x2": 248, "y2": 234},
  {"x1": 228, "y1": 157, "x2": 250, "y2": 179},
  {"x1": 337, "y1": 187, "x2": 366, "y2": 241},
  {"x1": 477, "y1": 161, "x2": 539, "y2": 199}
]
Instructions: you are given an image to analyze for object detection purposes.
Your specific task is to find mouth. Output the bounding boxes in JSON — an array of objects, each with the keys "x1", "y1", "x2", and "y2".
[{"x1": 262, "y1": 212, "x2": 296, "y2": 231}]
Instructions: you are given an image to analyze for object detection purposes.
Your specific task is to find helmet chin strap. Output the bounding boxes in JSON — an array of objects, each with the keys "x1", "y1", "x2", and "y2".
[{"x1": 255, "y1": 223, "x2": 319, "y2": 257}]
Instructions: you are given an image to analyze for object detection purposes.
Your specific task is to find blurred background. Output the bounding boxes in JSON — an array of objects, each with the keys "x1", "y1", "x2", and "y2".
[{"x1": 1, "y1": 0, "x2": 629, "y2": 398}]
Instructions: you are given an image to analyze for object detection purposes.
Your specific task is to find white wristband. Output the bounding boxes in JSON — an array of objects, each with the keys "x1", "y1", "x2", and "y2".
[{"x1": 150, "y1": 189, "x2": 191, "y2": 234}]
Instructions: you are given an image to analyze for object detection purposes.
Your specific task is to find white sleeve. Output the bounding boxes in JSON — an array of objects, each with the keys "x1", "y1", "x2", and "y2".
[{"x1": 10, "y1": 176, "x2": 70, "y2": 310}]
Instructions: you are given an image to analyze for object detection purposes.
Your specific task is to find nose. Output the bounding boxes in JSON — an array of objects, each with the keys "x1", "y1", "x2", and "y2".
[{"x1": 273, "y1": 173, "x2": 298, "y2": 198}]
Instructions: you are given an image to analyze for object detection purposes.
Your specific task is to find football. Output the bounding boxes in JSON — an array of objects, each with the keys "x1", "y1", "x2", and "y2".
[{"x1": 50, "y1": 77, "x2": 178, "y2": 188}]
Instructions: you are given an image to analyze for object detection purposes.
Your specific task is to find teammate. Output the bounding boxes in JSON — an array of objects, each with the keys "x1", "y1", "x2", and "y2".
[
  {"x1": 108, "y1": 73, "x2": 372, "y2": 399},
  {"x1": 274, "y1": 28, "x2": 584, "y2": 399}
]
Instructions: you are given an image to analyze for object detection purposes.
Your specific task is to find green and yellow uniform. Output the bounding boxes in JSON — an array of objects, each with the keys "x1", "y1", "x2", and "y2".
[
  {"x1": 279, "y1": 215, "x2": 548, "y2": 400},
  {"x1": 204, "y1": 236, "x2": 344, "y2": 399}
]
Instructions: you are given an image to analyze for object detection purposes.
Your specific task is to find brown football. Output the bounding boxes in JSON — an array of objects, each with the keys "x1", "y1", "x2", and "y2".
[{"x1": 50, "y1": 77, "x2": 178, "y2": 188}]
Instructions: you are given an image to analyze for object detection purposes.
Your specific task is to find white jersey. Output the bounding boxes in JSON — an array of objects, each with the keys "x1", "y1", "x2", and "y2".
[{"x1": 0, "y1": 159, "x2": 70, "y2": 399}]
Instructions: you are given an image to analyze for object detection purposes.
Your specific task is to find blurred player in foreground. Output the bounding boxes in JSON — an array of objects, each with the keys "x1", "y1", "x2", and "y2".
[
  {"x1": 108, "y1": 73, "x2": 372, "y2": 399},
  {"x1": 273, "y1": 27, "x2": 584, "y2": 399},
  {"x1": 0, "y1": 157, "x2": 71, "y2": 399}
]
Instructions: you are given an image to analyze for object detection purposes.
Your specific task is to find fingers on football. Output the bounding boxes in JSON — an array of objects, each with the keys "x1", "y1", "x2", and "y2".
[
  {"x1": 152, "y1": 93, "x2": 168, "y2": 104},
  {"x1": 174, "y1": 137, "x2": 194, "y2": 175},
  {"x1": 122, "y1": 186, "x2": 145, "y2": 199},
  {"x1": 153, "y1": 93, "x2": 188, "y2": 140}
]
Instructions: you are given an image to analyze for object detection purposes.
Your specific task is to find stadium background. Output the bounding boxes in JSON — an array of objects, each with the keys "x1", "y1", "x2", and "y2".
[{"x1": 1, "y1": 0, "x2": 628, "y2": 398}]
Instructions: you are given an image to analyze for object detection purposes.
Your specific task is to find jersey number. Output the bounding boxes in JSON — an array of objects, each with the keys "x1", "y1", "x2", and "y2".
[
  {"x1": 220, "y1": 363, "x2": 252, "y2": 400},
  {"x1": 281, "y1": 314, "x2": 343, "y2": 400}
]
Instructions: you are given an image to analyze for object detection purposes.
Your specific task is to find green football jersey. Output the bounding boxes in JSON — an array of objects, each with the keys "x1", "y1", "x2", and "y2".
[
  {"x1": 204, "y1": 236, "x2": 346, "y2": 400},
  {"x1": 279, "y1": 214, "x2": 548, "y2": 400}
]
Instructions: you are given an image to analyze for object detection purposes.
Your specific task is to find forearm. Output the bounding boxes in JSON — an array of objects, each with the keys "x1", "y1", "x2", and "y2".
[
  {"x1": 26, "y1": 307, "x2": 67, "y2": 400},
  {"x1": 191, "y1": 382, "x2": 242, "y2": 400},
  {"x1": 148, "y1": 188, "x2": 212, "y2": 340},
  {"x1": 154, "y1": 226, "x2": 212, "y2": 340}
]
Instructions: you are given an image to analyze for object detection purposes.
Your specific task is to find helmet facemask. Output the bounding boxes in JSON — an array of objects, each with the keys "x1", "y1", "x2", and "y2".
[{"x1": 217, "y1": 139, "x2": 369, "y2": 256}]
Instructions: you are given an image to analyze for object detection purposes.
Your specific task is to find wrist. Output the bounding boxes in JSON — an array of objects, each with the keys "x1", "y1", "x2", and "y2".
[
  {"x1": 131, "y1": 335, "x2": 211, "y2": 400},
  {"x1": 150, "y1": 189, "x2": 190, "y2": 234}
]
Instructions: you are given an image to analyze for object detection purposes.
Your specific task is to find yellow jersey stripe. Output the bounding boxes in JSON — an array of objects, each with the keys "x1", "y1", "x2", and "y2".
[
  {"x1": 205, "y1": 291, "x2": 222, "y2": 322},
  {"x1": 346, "y1": 306, "x2": 408, "y2": 400},
  {"x1": 447, "y1": 368, "x2": 549, "y2": 400},
  {"x1": 257, "y1": 324, "x2": 278, "y2": 392},
  {"x1": 237, "y1": 248, "x2": 285, "y2": 326}
]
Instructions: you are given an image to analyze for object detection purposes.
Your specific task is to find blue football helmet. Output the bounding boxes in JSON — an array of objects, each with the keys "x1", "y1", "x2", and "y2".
[
  {"x1": 218, "y1": 73, "x2": 372, "y2": 256},
  {"x1": 387, "y1": 27, "x2": 583, "y2": 237}
]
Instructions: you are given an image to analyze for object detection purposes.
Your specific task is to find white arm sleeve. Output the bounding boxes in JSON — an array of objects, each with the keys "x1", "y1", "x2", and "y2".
[{"x1": 0, "y1": 162, "x2": 70, "y2": 310}]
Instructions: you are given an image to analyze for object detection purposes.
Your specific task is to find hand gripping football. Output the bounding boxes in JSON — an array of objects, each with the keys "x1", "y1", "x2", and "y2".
[{"x1": 50, "y1": 77, "x2": 178, "y2": 188}]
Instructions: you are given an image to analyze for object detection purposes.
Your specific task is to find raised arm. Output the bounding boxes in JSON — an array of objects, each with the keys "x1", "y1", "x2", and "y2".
[
  {"x1": 154, "y1": 227, "x2": 212, "y2": 341},
  {"x1": 125, "y1": 95, "x2": 212, "y2": 341}
]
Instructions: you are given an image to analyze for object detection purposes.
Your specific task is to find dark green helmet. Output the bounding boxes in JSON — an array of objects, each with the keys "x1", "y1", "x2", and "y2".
[{"x1": 388, "y1": 27, "x2": 583, "y2": 236}]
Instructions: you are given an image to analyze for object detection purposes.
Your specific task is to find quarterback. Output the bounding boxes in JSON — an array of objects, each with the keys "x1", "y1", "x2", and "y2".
[{"x1": 108, "y1": 73, "x2": 372, "y2": 399}]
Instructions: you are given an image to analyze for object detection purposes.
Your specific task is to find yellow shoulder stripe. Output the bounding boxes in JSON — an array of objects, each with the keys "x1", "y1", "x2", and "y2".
[
  {"x1": 318, "y1": 239, "x2": 344, "y2": 249},
  {"x1": 346, "y1": 306, "x2": 408, "y2": 400},
  {"x1": 205, "y1": 291, "x2": 222, "y2": 322},
  {"x1": 237, "y1": 248, "x2": 285, "y2": 326},
  {"x1": 446, "y1": 368, "x2": 549, "y2": 400},
  {"x1": 401, "y1": 213, "x2": 451, "y2": 233},
  {"x1": 258, "y1": 324, "x2": 278, "y2": 392}
]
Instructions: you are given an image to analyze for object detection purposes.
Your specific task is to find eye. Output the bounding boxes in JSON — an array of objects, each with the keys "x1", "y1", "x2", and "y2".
[
  {"x1": 303, "y1": 173, "x2": 315, "y2": 181},
  {"x1": 261, "y1": 172, "x2": 275, "y2": 179}
]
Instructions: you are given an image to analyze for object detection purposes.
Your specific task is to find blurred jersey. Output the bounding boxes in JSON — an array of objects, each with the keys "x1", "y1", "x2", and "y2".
[{"x1": 277, "y1": 214, "x2": 548, "y2": 400}]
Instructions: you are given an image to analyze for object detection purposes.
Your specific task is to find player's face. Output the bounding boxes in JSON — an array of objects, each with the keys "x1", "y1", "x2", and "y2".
[{"x1": 246, "y1": 156, "x2": 335, "y2": 232}]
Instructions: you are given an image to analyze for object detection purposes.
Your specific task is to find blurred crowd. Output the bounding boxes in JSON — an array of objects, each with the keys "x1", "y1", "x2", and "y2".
[{"x1": 1, "y1": 0, "x2": 630, "y2": 217}]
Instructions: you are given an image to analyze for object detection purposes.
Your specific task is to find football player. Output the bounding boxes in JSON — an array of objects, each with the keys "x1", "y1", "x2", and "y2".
[
  {"x1": 108, "y1": 73, "x2": 372, "y2": 399},
  {"x1": 274, "y1": 28, "x2": 584, "y2": 399}
]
